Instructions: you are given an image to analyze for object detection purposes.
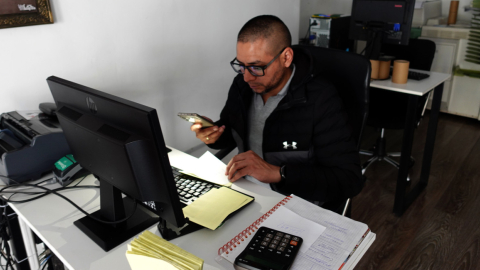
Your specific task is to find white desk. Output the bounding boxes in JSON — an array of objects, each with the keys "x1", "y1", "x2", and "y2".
[
  {"x1": 370, "y1": 71, "x2": 450, "y2": 96},
  {"x1": 369, "y1": 71, "x2": 450, "y2": 216},
  {"x1": 7, "y1": 147, "x2": 285, "y2": 270}
]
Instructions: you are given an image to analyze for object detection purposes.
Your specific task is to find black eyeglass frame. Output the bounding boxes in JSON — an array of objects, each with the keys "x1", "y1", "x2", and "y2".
[{"x1": 230, "y1": 47, "x2": 288, "y2": 77}]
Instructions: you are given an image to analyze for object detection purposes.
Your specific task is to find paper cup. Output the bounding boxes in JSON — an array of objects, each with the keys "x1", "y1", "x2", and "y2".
[
  {"x1": 378, "y1": 60, "x2": 391, "y2": 80},
  {"x1": 392, "y1": 60, "x2": 409, "y2": 84}
]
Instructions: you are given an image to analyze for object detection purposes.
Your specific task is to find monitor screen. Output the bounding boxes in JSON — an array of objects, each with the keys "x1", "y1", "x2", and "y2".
[{"x1": 47, "y1": 76, "x2": 186, "y2": 251}]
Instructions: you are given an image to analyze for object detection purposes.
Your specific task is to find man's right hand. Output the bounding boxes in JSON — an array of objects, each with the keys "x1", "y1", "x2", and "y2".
[{"x1": 190, "y1": 117, "x2": 225, "y2": 144}]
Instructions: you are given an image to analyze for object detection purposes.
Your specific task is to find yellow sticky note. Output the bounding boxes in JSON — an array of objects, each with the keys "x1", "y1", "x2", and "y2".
[
  {"x1": 182, "y1": 187, "x2": 253, "y2": 230},
  {"x1": 126, "y1": 253, "x2": 180, "y2": 270},
  {"x1": 126, "y1": 231, "x2": 204, "y2": 270}
]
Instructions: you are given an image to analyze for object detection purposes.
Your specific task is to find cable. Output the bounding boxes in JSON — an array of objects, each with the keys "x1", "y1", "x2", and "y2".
[
  {"x1": 0, "y1": 183, "x2": 137, "y2": 225},
  {"x1": 4, "y1": 185, "x2": 100, "y2": 203},
  {"x1": 359, "y1": 30, "x2": 376, "y2": 56},
  {"x1": 40, "y1": 254, "x2": 51, "y2": 270},
  {"x1": 40, "y1": 254, "x2": 52, "y2": 267},
  {"x1": 71, "y1": 175, "x2": 88, "y2": 187},
  {"x1": 0, "y1": 204, "x2": 14, "y2": 270},
  {"x1": 0, "y1": 175, "x2": 52, "y2": 189},
  {"x1": 303, "y1": 20, "x2": 319, "y2": 42},
  {"x1": 0, "y1": 175, "x2": 87, "y2": 197}
]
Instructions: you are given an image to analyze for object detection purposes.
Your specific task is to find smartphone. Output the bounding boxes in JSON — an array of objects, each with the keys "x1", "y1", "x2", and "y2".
[{"x1": 177, "y1": 113, "x2": 214, "y2": 128}]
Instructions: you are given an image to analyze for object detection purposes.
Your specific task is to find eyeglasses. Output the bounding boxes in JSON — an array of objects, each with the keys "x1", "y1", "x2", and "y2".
[{"x1": 230, "y1": 47, "x2": 287, "y2": 77}]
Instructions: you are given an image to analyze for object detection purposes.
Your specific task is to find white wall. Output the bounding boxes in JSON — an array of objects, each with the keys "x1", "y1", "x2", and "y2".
[
  {"x1": 442, "y1": 0, "x2": 473, "y2": 22},
  {"x1": 299, "y1": 0, "x2": 352, "y2": 39},
  {"x1": 0, "y1": 0, "x2": 299, "y2": 152}
]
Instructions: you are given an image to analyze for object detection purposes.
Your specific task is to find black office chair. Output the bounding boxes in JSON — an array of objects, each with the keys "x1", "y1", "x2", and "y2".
[
  {"x1": 215, "y1": 46, "x2": 371, "y2": 217},
  {"x1": 305, "y1": 46, "x2": 370, "y2": 217},
  {"x1": 360, "y1": 39, "x2": 436, "y2": 178}
]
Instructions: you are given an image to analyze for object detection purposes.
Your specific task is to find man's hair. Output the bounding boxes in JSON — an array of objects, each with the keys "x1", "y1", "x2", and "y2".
[{"x1": 237, "y1": 15, "x2": 291, "y2": 55}]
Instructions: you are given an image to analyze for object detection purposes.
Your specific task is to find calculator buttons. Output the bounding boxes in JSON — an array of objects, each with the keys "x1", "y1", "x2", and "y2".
[{"x1": 237, "y1": 227, "x2": 303, "y2": 270}]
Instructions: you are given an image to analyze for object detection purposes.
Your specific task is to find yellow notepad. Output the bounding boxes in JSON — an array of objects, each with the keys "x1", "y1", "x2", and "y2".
[
  {"x1": 126, "y1": 230, "x2": 203, "y2": 270},
  {"x1": 182, "y1": 187, "x2": 253, "y2": 230}
]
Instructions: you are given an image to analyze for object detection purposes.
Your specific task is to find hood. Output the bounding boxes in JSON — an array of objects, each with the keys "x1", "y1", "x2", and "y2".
[{"x1": 290, "y1": 45, "x2": 329, "y2": 91}]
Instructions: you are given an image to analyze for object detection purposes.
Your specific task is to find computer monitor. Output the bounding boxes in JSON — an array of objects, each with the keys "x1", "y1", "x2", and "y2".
[
  {"x1": 47, "y1": 76, "x2": 186, "y2": 251},
  {"x1": 349, "y1": 0, "x2": 415, "y2": 59}
]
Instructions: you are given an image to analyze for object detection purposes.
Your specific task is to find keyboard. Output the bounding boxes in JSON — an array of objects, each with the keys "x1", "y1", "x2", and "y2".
[
  {"x1": 171, "y1": 166, "x2": 220, "y2": 205},
  {"x1": 408, "y1": 71, "x2": 430, "y2": 81}
]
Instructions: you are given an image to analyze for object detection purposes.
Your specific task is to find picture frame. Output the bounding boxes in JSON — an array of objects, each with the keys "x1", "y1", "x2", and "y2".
[{"x1": 0, "y1": 0, "x2": 53, "y2": 29}]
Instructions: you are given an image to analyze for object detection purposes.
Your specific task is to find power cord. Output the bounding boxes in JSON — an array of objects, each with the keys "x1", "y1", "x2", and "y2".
[
  {"x1": 303, "y1": 20, "x2": 319, "y2": 43},
  {"x1": 0, "y1": 203, "x2": 14, "y2": 270},
  {"x1": 0, "y1": 175, "x2": 138, "y2": 225}
]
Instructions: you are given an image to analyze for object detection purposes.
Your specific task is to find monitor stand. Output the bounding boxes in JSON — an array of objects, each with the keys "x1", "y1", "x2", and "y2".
[
  {"x1": 157, "y1": 217, "x2": 203, "y2": 241},
  {"x1": 74, "y1": 179, "x2": 158, "y2": 251},
  {"x1": 366, "y1": 30, "x2": 383, "y2": 60},
  {"x1": 363, "y1": 21, "x2": 386, "y2": 60}
]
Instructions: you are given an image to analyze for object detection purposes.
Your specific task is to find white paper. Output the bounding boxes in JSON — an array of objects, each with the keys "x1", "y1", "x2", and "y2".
[
  {"x1": 220, "y1": 197, "x2": 326, "y2": 263},
  {"x1": 260, "y1": 206, "x2": 326, "y2": 254},
  {"x1": 195, "y1": 151, "x2": 232, "y2": 187},
  {"x1": 342, "y1": 232, "x2": 376, "y2": 270},
  {"x1": 286, "y1": 196, "x2": 370, "y2": 270},
  {"x1": 190, "y1": 151, "x2": 271, "y2": 189},
  {"x1": 174, "y1": 151, "x2": 232, "y2": 187},
  {"x1": 218, "y1": 195, "x2": 373, "y2": 270},
  {"x1": 244, "y1": 175, "x2": 271, "y2": 189}
]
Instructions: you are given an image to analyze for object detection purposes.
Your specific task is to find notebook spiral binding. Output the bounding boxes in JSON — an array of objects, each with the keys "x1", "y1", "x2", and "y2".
[{"x1": 217, "y1": 195, "x2": 292, "y2": 256}]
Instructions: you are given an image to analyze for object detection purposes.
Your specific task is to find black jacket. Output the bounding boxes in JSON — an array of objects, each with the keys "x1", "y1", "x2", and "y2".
[{"x1": 209, "y1": 45, "x2": 363, "y2": 209}]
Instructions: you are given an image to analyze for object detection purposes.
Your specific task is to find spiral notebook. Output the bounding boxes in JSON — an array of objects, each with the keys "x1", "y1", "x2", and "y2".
[{"x1": 216, "y1": 195, "x2": 375, "y2": 270}]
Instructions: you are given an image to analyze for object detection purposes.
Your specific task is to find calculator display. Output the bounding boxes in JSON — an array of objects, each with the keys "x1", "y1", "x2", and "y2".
[
  {"x1": 234, "y1": 226, "x2": 303, "y2": 270},
  {"x1": 244, "y1": 254, "x2": 284, "y2": 270}
]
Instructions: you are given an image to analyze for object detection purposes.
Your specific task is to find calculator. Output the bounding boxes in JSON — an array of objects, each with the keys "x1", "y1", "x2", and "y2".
[{"x1": 234, "y1": 226, "x2": 303, "y2": 270}]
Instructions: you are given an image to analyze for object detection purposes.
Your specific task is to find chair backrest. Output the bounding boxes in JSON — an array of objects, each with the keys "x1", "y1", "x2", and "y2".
[
  {"x1": 298, "y1": 46, "x2": 371, "y2": 150},
  {"x1": 381, "y1": 39, "x2": 436, "y2": 71}
]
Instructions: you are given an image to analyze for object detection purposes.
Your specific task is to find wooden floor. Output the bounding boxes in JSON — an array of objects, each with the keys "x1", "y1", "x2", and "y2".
[{"x1": 353, "y1": 112, "x2": 480, "y2": 270}]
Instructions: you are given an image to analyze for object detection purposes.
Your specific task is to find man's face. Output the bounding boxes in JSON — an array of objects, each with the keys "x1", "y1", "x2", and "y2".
[{"x1": 236, "y1": 39, "x2": 287, "y2": 95}]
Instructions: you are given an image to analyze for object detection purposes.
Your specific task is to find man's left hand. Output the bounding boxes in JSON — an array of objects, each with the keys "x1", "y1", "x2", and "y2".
[{"x1": 226, "y1": 150, "x2": 281, "y2": 183}]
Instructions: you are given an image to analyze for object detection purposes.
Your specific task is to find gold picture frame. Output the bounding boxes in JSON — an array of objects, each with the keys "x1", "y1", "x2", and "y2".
[{"x1": 0, "y1": 0, "x2": 53, "y2": 29}]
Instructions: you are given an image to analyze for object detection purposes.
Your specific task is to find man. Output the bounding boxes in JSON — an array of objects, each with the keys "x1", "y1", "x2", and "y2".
[{"x1": 191, "y1": 15, "x2": 362, "y2": 212}]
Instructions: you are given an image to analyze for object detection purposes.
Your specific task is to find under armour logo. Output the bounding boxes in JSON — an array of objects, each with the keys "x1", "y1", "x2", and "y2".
[{"x1": 283, "y1": 141, "x2": 297, "y2": 149}]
